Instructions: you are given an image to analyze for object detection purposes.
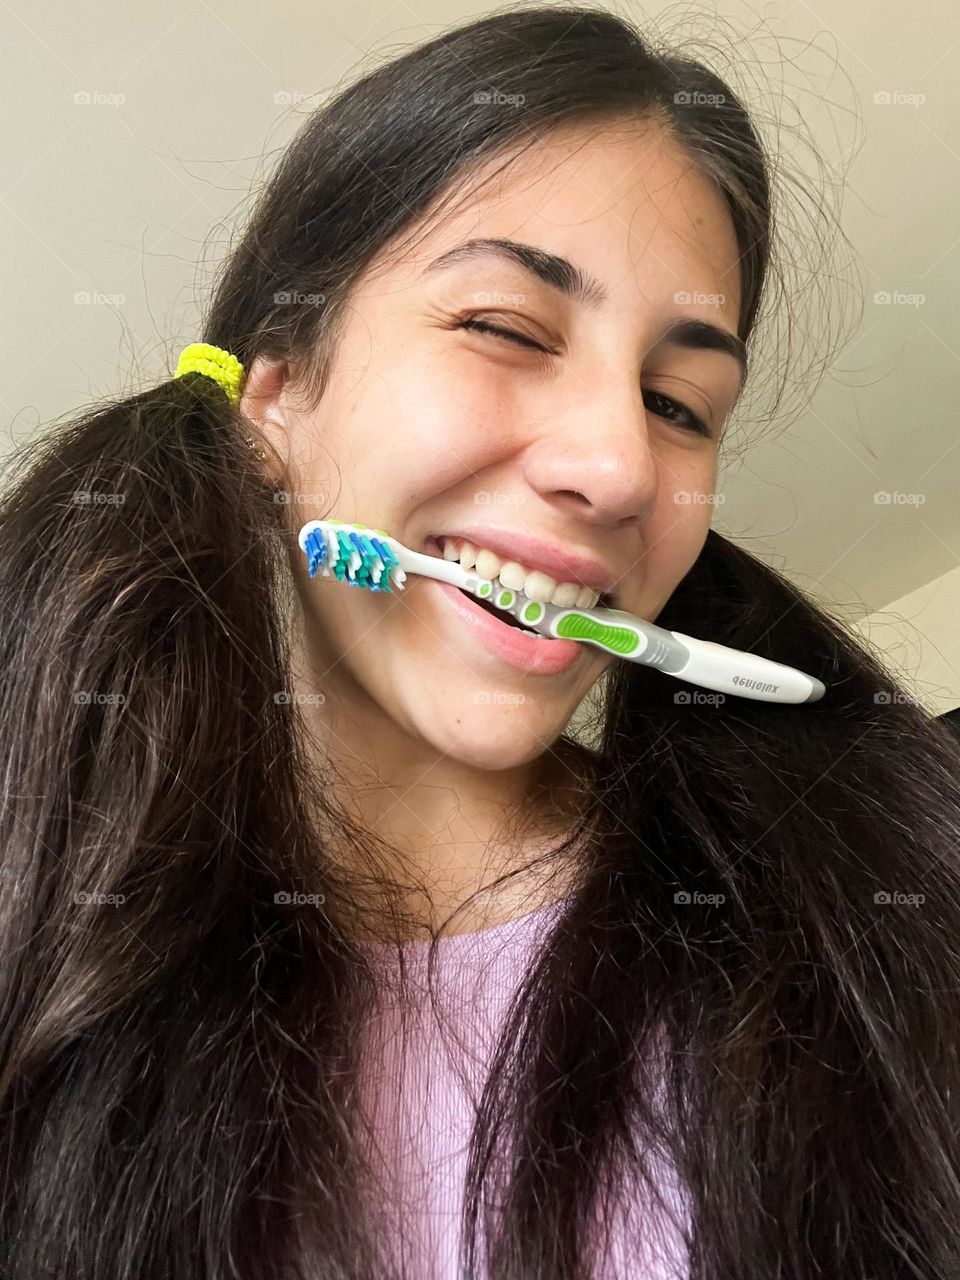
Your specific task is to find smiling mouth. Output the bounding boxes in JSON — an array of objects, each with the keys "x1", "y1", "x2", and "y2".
[{"x1": 423, "y1": 534, "x2": 614, "y2": 617}]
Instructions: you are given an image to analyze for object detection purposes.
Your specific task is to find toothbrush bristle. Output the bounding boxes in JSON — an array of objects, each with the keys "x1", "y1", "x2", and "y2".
[{"x1": 300, "y1": 521, "x2": 403, "y2": 592}]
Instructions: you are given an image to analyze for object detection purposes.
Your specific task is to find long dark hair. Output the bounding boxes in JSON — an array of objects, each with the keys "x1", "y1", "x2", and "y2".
[{"x1": 2, "y1": 6, "x2": 958, "y2": 1278}]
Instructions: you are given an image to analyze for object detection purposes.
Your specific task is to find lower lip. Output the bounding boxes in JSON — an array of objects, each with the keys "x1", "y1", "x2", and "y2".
[{"x1": 430, "y1": 579, "x2": 585, "y2": 676}]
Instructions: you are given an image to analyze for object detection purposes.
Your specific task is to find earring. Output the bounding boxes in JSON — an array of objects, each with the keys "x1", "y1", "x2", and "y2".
[{"x1": 244, "y1": 435, "x2": 268, "y2": 463}]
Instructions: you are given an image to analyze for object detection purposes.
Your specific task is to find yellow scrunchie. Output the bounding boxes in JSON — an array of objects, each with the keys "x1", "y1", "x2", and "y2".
[{"x1": 174, "y1": 342, "x2": 245, "y2": 407}]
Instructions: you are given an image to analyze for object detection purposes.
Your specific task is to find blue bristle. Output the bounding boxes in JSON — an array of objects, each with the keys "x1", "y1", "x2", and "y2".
[
  {"x1": 304, "y1": 529, "x2": 328, "y2": 578},
  {"x1": 370, "y1": 536, "x2": 398, "y2": 591}
]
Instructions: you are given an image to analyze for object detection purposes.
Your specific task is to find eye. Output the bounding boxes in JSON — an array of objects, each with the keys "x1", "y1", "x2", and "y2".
[
  {"x1": 456, "y1": 317, "x2": 552, "y2": 353},
  {"x1": 458, "y1": 318, "x2": 714, "y2": 439},
  {"x1": 643, "y1": 390, "x2": 712, "y2": 439}
]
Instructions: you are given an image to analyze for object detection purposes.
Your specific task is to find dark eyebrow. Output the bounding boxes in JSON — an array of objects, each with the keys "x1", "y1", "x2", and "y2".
[
  {"x1": 422, "y1": 236, "x2": 607, "y2": 306},
  {"x1": 421, "y1": 236, "x2": 747, "y2": 386}
]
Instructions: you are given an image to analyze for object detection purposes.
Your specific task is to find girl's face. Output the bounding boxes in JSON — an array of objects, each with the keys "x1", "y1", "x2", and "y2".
[{"x1": 248, "y1": 119, "x2": 745, "y2": 774}]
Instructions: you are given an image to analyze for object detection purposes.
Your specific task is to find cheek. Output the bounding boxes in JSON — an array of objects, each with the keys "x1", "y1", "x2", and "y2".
[
  {"x1": 313, "y1": 351, "x2": 520, "y2": 507},
  {"x1": 622, "y1": 490, "x2": 713, "y2": 616}
]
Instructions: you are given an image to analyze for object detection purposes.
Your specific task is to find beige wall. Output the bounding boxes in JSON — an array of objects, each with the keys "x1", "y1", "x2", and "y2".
[{"x1": 853, "y1": 567, "x2": 960, "y2": 716}]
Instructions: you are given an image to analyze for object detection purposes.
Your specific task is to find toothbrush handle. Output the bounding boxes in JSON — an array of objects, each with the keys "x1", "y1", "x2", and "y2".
[
  {"x1": 666, "y1": 630, "x2": 825, "y2": 704},
  {"x1": 546, "y1": 608, "x2": 824, "y2": 704},
  {"x1": 373, "y1": 544, "x2": 825, "y2": 705}
]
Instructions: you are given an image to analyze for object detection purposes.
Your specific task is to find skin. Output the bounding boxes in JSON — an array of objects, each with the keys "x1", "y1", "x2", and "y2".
[{"x1": 239, "y1": 117, "x2": 744, "y2": 939}]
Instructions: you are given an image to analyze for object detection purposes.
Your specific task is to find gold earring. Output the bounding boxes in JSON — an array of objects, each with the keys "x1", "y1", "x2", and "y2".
[{"x1": 244, "y1": 435, "x2": 268, "y2": 463}]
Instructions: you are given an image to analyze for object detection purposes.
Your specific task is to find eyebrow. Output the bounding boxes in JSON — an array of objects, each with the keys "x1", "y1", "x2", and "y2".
[{"x1": 421, "y1": 236, "x2": 748, "y2": 385}]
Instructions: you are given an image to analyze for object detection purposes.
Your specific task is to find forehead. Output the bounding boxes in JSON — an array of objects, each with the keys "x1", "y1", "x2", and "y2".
[{"x1": 380, "y1": 118, "x2": 742, "y2": 330}]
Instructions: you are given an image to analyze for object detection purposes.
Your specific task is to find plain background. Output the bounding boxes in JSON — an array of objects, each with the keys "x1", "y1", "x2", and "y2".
[{"x1": 2, "y1": 0, "x2": 957, "y2": 713}]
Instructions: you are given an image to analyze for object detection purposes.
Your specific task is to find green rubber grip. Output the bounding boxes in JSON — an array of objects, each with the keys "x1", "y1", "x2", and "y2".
[{"x1": 554, "y1": 611, "x2": 643, "y2": 655}]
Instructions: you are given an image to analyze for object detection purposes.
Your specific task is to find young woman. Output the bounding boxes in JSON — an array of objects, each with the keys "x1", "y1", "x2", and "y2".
[{"x1": 2, "y1": 7, "x2": 958, "y2": 1279}]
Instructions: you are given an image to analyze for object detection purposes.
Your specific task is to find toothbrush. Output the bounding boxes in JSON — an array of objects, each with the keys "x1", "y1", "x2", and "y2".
[{"x1": 297, "y1": 519, "x2": 826, "y2": 705}]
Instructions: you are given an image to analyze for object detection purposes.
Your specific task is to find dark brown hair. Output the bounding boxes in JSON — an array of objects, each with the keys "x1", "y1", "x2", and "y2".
[{"x1": 1, "y1": 6, "x2": 958, "y2": 1278}]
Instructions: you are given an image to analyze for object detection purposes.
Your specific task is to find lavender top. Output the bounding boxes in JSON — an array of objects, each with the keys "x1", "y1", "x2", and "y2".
[{"x1": 355, "y1": 896, "x2": 691, "y2": 1279}]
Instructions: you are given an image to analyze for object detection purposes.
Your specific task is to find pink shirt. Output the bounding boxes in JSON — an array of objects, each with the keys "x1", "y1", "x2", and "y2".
[{"x1": 357, "y1": 896, "x2": 691, "y2": 1279}]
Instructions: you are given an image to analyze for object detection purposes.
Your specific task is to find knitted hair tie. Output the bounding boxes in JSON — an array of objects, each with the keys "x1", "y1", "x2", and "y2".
[
  {"x1": 175, "y1": 342, "x2": 245, "y2": 408},
  {"x1": 174, "y1": 342, "x2": 266, "y2": 461}
]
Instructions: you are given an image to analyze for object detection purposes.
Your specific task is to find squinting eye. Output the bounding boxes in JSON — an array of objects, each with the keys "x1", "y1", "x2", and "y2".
[
  {"x1": 458, "y1": 318, "x2": 714, "y2": 439},
  {"x1": 456, "y1": 317, "x2": 551, "y2": 353},
  {"x1": 643, "y1": 390, "x2": 712, "y2": 439}
]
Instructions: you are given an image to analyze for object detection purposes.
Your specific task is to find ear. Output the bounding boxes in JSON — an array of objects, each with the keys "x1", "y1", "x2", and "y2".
[{"x1": 238, "y1": 354, "x2": 295, "y2": 477}]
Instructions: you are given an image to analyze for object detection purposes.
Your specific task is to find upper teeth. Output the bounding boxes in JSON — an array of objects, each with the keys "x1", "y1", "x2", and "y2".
[{"x1": 438, "y1": 537, "x2": 602, "y2": 609}]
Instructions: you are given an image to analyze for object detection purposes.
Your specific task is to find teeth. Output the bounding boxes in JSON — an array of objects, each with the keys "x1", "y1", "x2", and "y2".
[{"x1": 437, "y1": 537, "x2": 603, "y2": 609}]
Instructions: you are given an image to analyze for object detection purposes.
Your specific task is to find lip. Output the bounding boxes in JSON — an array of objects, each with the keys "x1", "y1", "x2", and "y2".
[
  {"x1": 423, "y1": 524, "x2": 620, "y2": 599},
  {"x1": 429, "y1": 579, "x2": 585, "y2": 676}
]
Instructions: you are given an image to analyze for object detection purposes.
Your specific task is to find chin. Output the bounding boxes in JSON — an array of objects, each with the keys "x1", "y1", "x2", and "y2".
[{"x1": 434, "y1": 720, "x2": 566, "y2": 771}]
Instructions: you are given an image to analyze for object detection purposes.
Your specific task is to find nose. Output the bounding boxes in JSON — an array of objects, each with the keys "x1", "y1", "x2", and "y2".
[{"x1": 519, "y1": 379, "x2": 660, "y2": 526}]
